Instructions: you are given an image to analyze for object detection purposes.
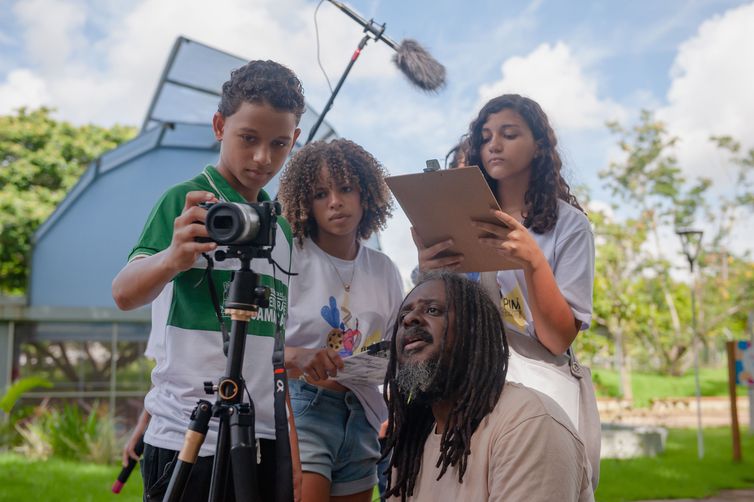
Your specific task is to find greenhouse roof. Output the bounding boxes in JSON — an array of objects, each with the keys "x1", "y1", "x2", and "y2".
[{"x1": 142, "y1": 36, "x2": 336, "y2": 147}]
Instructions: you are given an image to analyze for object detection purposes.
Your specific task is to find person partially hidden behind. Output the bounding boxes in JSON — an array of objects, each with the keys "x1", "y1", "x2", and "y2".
[{"x1": 383, "y1": 272, "x2": 593, "y2": 501}]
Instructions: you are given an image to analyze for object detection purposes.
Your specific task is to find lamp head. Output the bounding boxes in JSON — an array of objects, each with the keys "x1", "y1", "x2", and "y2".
[{"x1": 675, "y1": 227, "x2": 703, "y2": 267}]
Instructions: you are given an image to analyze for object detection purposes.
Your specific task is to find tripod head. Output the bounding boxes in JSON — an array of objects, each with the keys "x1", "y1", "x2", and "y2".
[
  {"x1": 214, "y1": 245, "x2": 273, "y2": 265},
  {"x1": 214, "y1": 246, "x2": 272, "y2": 317}
]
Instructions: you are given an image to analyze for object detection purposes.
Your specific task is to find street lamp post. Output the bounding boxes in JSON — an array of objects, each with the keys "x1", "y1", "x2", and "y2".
[{"x1": 676, "y1": 227, "x2": 704, "y2": 459}]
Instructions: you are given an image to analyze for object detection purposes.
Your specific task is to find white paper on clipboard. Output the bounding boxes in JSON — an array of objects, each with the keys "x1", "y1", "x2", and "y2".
[
  {"x1": 385, "y1": 167, "x2": 519, "y2": 272},
  {"x1": 333, "y1": 346, "x2": 390, "y2": 387}
]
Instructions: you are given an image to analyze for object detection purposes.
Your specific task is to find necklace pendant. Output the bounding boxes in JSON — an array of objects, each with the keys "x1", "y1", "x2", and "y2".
[{"x1": 344, "y1": 285, "x2": 351, "y2": 292}]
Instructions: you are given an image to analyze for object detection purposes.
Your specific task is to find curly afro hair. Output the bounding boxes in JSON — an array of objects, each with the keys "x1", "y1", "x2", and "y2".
[
  {"x1": 218, "y1": 60, "x2": 305, "y2": 123},
  {"x1": 279, "y1": 139, "x2": 393, "y2": 244},
  {"x1": 466, "y1": 94, "x2": 584, "y2": 233}
]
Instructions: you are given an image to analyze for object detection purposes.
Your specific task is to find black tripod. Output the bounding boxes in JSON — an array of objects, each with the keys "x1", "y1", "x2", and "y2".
[{"x1": 163, "y1": 246, "x2": 293, "y2": 502}]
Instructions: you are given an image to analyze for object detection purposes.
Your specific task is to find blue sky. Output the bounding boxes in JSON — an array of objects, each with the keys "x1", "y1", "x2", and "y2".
[{"x1": 1, "y1": 0, "x2": 753, "y2": 283}]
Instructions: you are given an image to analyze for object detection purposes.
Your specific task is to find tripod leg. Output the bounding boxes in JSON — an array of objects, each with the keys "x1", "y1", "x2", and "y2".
[
  {"x1": 208, "y1": 411, "x2": 231, "y2": 502},
  {"x1": 164, "y1": 400, "x2": 213, "y2": 502},
  {"x1": 230, "y1": 403, "x2": 261, "y2": 501}
]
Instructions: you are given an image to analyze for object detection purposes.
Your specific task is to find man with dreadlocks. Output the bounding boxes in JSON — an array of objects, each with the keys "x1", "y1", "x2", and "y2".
[{"x1": 383, "y1": 272, "x2": 593, "y2": 501}]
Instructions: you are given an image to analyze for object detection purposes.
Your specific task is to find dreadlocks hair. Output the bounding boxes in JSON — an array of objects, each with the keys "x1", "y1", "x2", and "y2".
[
  {"x1": 466, "y1": 94, "x2": 585, "y2": 234},
  {"x1": 383, "y1": 271, "x2": 509, "y2": 501},
  {"x1": 278, "y1": 138, "x2": 393, "y2": 245},
  {"x1": 218, "y1": 60, "x2": 305, "y2": 124}
]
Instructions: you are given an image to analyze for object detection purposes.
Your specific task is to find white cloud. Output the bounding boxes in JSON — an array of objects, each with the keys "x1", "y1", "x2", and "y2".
[
  {"x1": 0, "y1": 69, "x2": 50, "y2": 114},
  {"x1": 477, "y1": 41, "x2": 627, "y2": 132},
  {"x1": 14, "y1": 0, "x2": 87, "y2": 73},
  {"x1": 657, "y1": 2, "x2": 754, "y2": 257},
  {"x1": 1, "y1": 0, "x2": 400, "y2": 126},
  {"x1": 658, "y1": 2, "x2": 754, "y2": 179}
]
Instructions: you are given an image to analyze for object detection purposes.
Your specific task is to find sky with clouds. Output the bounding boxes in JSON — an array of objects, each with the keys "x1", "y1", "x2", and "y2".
[{"x1": 1, "y1": 0, "x2": 753, "y2": 284}]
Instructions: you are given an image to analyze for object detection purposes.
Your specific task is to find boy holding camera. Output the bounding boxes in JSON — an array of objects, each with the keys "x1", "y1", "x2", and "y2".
[{"x1": 112, "y1": 60, "x2": 303, "y2": 501}]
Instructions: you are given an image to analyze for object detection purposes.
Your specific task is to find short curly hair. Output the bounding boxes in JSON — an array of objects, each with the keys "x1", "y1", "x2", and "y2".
[
  {"x1": 218, "y1": 60, "x2": 305, "y2": 123},
  {"x1": 279, "y1": 139, "x2": 393, "y2": 244}
]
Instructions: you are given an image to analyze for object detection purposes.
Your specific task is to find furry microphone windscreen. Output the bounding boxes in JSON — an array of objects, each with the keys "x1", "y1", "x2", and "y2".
[{"x1": 393, "y1": 39, "x2": 446, "y2": 92}]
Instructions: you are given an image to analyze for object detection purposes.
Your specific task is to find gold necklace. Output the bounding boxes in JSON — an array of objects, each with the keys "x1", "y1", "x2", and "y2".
[{"x1": 323, "y1": 251, "x2": 356, "y2": 292}]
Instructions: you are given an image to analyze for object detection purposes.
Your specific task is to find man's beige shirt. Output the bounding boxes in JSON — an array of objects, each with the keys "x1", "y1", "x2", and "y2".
[{"x1": 389, "y1": 382, "x2": 594, "y2": 501}]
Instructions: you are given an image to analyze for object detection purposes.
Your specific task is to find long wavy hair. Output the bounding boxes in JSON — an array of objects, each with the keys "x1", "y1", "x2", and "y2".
[
  {"x1": 466, "y1": 94, "x2": 584, "y2": 233},
  {"x1": 383, "y1": 272, "x2": 509, "y2": 501}
]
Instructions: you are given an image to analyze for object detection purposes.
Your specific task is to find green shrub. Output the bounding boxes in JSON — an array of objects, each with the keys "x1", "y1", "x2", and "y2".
[
  {"x1": 0, "y1": 376, "x2": 52, "y2": 450},
  {"x1": 14, "y1": 415, "x2": 52, "y2": 459},
  {"x1": 0, "y1": 376, "x2": 52, "y2": 413},
  {"x1": 14, "y1": 402, "x2": 120, "y2": 463}
]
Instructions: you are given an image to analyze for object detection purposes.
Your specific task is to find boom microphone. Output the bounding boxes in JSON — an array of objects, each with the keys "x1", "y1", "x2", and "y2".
[
  {"x1": 111, "y1": 435, "x2": 144, "y2": 494},
  {"x1": 393, "y1": 39, "x2": 446, "y2": 91},
  {"x1": 307, "y1": 0, "x2": 447, "y2": 143},
  {"x1": 326, "y1": 0, "x2": 446, "y2": 91}
]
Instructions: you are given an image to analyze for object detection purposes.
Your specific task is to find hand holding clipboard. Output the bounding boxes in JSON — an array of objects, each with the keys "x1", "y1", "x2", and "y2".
[{"x1": 472, "y1": 209, "x2": 544, "y2": 271}]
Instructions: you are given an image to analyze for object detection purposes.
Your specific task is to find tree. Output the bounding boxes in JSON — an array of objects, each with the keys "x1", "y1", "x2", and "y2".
[
  {"x1": 0, "y1": 107, "x2": 135, "y2": 295},
  {"x1": 596, "y1": 111, "x2": 754, "y2": 375},
  {"x1": 599, "y1": 111, "x2": 709, "y2": 374},
  {"x1": 588, "y1": 209, "x2": 648, "y2": 398},
  {"x1": 694, "y1": 137, "x2": 754, "y2": 353}
]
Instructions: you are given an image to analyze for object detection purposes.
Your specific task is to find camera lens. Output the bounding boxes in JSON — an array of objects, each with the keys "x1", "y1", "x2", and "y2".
[{"x1": 205, "y1": 202, "x2": 261, "y2": 245}]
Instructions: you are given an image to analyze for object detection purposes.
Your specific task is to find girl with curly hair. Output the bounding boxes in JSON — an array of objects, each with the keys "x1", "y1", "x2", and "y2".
[{"x1": 279, "y1": 138, "x2": 404, "y2": 502}]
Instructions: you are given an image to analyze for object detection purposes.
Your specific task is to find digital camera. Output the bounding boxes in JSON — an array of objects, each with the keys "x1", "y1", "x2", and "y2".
[{"x1": 200, "y1": 201, "x2": 281, "y2": 247}]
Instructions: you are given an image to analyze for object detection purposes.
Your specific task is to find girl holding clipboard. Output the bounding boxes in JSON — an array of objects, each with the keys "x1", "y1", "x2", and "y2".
[{"x1": 412, "y1": 94, "x2": 599, "y2": 487}]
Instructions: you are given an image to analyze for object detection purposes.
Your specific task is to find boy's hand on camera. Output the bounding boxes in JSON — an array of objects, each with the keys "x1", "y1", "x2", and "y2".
[
  {"x1": 474, "y1": 210, "x2": 545, "y2": 272},
  {"x1": 165, "y1": 191, "x2": 218, "y2": 273},
  {"x1": 293, "y1": 347, "x2": 345, "y2": 381},
  {"x1": 411, "y1": 227, "x2": 464, "y2": 272}
]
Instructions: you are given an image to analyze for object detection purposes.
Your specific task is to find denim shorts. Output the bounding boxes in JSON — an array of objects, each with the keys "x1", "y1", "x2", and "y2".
[{"x1": 289, "y1": 380, "x2": 380, "y2": 496}]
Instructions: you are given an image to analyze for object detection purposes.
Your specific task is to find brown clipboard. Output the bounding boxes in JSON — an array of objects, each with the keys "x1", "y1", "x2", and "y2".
[{"x1": 386, "y1": 167, "x2": 520, "y2": 272}]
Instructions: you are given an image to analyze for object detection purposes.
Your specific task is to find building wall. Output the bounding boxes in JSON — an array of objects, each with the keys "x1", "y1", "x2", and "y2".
[{"x1": 30, "y1": 147, "x2": 218, "y2": 308}]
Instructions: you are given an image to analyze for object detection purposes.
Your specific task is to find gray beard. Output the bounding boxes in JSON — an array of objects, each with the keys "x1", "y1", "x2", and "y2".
[{"x1": 395, "y1": 359, "x2": 440, "y2": 397}]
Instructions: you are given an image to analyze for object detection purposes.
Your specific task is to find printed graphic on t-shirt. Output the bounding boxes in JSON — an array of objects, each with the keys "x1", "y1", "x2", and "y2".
[
  {"x1": 321, "y1": 296, "x2": 383, "y2": 357},
  {"x1": 322, "y1": 296, "x2": 362, "y2": 356},
  {"x1": 501, "y1": 284, "x2": 528, "y2": 330}
]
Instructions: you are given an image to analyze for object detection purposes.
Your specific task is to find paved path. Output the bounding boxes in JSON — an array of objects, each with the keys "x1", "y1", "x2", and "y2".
[{"x1": 636, "y1": 489, "x2": 754, "y2": 501}]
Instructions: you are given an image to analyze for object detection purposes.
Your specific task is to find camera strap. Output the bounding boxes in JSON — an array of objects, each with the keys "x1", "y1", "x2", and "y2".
[
  {"x1": 269, "y1": 257, "x2": 298, "y2": 277},
  {"x1": 272, "y1": 324, "x2": 294, "y2": 501},
  {"x1": 198, "y1": 252, "x2": 230, "y2": 348}
]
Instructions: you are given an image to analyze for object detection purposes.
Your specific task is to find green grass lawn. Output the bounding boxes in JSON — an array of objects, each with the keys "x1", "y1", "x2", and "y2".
[
  {"x1": 0, "y1": 454, "x2": 382, "y2": 501},
  {"x1": 597, "y1": 427, "x2": 754, "y2": 501},
  {"x1": 0, "y1": 454, "x2": 143, "y2": 502},
  {"x1": 592, "y1": 367, "x2": 730, "y2": 407},
  {"x1": 1, "y1": 427, "x2": 751, "y2": 501}
]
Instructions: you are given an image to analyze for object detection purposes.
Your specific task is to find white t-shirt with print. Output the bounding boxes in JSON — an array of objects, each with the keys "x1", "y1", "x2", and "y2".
[
  {"x1": 285, "y1": 237, "x2": 404, "y2": 432},
  {"x1": 496, "y1": 199, "x2": 594, "y2": 338}
]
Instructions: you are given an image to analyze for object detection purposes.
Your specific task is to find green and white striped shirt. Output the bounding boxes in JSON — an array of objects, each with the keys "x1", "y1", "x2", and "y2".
[{"x1": 131, "y1": 165, "x2": 292, "y2": 455}]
